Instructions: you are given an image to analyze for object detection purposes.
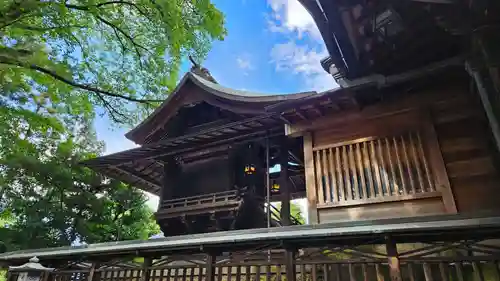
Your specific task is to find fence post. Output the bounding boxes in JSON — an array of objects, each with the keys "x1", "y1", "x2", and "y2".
[
  {"x1": 285, "y1": 247, "x2": 296, "y2": 281},
  {"x1": 87, "y1": 263, "x2": 101, "y2": 281},
  {"x1": 205, "y1": 253, "x2": 217, "y2": 281},
  {"x1": 385, "y1": 236, "x2": 402, "y2": 281},
  {"x1": 141, "y1": 258, "x2": 152, "y2": 281}
]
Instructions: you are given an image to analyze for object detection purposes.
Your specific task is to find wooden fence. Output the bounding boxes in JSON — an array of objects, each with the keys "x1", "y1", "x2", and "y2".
[{"x1": 40, "y1": 240, "x2": 500, "y2": 281}]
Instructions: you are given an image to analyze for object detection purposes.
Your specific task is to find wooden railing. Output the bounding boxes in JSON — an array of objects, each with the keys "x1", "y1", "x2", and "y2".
[
  {"x1": 43, "y1": 239, "x2": 500, "y2": 281},
  {"x1": 161, "y1": 189, "x2": 243, "y2": 209},
  {"x1": 313, "y1": 130, "x2": 440, "y2": 207}
]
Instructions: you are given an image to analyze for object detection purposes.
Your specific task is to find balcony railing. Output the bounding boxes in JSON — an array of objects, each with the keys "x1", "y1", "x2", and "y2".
[
  {"x1": 155, "y1": 189, "x2": 246, "y2": 219},
  {"x1": 161, "y1": 190, "x2": 242, "y2": 209}
]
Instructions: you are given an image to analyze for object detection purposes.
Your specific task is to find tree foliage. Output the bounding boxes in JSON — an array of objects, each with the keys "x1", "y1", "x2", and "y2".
[
  {"x1": 0, "y1": 104, "x2": 160, "y2": 251},
  {"x1": 0, "y1": 0, "x2": 226, "y2": 252},
  {"x1": 0, "y1": 0, "x2": 226, "y2": 125},
  {"x1": 273, "y1": 201, "x2": 306, "y2": 225}
]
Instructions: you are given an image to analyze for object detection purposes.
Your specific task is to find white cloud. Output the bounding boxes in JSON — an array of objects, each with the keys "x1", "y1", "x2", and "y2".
[
  {"x1": 270, "y1": 41, "x2": 335, "y2": 92},
  {"x1": 236, "y1": 56, "x2": 253, "y2": 71},
  {"x1": 266, "y1": 0, "x2": 321, "y2": 40},
  {"x1": 236, "y1": 54, "x2": 255, "y2": 76},
  {"x1": 266, "y1": 0, "x2": 337, "y2": 91}
]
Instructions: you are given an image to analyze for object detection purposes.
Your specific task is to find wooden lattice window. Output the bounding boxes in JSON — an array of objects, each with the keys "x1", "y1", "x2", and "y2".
[{"x1": 309, "y1": 110, "x2": 454, "y2": 209}]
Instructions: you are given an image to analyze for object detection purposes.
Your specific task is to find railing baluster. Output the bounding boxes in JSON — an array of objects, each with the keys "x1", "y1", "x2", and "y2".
[
  {"x1": 417, "y1": 131, "x2": 434, "y2": 191},
  {"x1": 217, "y1": 267, "x2": 223, "y2": 281},
  {"x1": 227, "y1": 266, "x2": 233, "y2": 281},
  {"x1": 276, "y1": 265, "x2": 282, "y2": 281},
  {"x1": 315, "y1": 151, "x2": 325, "y2": 204},
  {"x1": 423, "y1": 263, "x2": 433, "y2": 281},
  {"x1": 336, "y1": 147, "x2": 345, "y2": 201},
  {"x1": 247, "y1": 266, "x2": 252, "y2": 281},
  {"x1": 334, "y1": 264, "x2": 341, "y2": 281},
  {"x1": 370, "y1": 140, "x2": 383, "y2": 197},
  {"x1": 401, "y1": 135, "x2": 416, "y2": 194},
  {"x1": 454, "y1": 262, "x2": 465, "y2": 281},
  {"x1": 356, "y1": 142, "x2": 366, "y2": 199},
  {"x1": 328, "y1": 148, "x2": 337, "y2": 202},
  {"x1": 472, "y1": 262, "x2": 485, "y2": 281},
  {"x1": 349, "y1": 144, "x2": 359, "y2": 199},
  {"x1": 348, "y1": 264, "x2": 356, "y2": 281},
  {"x1": 343, "y1": 145, "x2": 352, "y2": 201},
  {"x1": 410, "y1": 132, "x2": 426, "y2": 193},
  {"x1": 393, "y1": 137, "x2": 407, "y2": 195},
  {"x1": 408, "y1": 263, "x2": 416, "y2": 281},
  {"x1": 385, "y1": 138, "x2": 397, "y2": 196},
  {"x1": 377, "y1": 139, "x2": 390, "y2": 196},
  {"x1": 364, "y1": 142, "x2": 375, "y2": 198},
  {"x1": 322, "y1": 264, "x2": 328, "y2": 281},
  {"x1": 362, "y1": 263, "x2": 369, "y2": 281},
  {"x1": 190, "y1": 268, "x2": 195, "y2": 281},
  {"x1": 322, "y1": 149, "x2": 332, "y2": 203},
  {"x1": 376, "y1": 264, "x2": 384, "y2": 281},
  {"x1": 495, "y1": 261, "x2": 500, "y2": 281},
  {"x1": 300, "y1": 264, "x2": 306, "y2": 281},
  {"x1": 439, "y1": 262, "x2": 448, "y2": 281}
]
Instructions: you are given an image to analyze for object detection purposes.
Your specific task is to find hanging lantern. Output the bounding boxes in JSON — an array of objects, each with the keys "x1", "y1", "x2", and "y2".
[
  {"x1": 271, "y1": 183, "x2": 280, "y2": 193},
  {"x1": 244, "y1": 164, "x2": 256, "y2": 175}
]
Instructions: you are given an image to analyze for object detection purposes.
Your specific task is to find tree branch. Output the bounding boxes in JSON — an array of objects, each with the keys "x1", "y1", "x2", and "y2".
[
  {"x1": 65, "y1": 1, "x2": 149, "y2": 18},
  {"x1": 12, "y1": 24, "x2": 87, "y2": 32},
  {"x1": 0, "y1": 58, "x2": 163, "y2": 104},
  {"x1": 94, "y1": 14, "x2": 147, "y2": 65}
]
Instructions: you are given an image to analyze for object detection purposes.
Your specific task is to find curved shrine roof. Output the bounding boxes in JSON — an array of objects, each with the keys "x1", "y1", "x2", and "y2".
[{"x1": 126, "y1": 72, "x2": 316, "y2": 145}]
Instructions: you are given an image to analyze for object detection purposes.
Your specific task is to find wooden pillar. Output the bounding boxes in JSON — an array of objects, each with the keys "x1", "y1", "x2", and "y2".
[
  {"x1": 303, "y1": 132, "x2": 319, "y2": 224},
  {"x1": 161, "y1": 159, "x2": 179, "y2": 203},
  {"x1": 385, "y1": 236, "x2": 402, "y2": 281},
  {"x1": 205, "y1": 253, "x2": 217, "y2": 281},
  {"x1": 285, "y1": 247, "x2": 296, "y2": 281},
  {"x1": 280, "y1": 136, "x2": 291, "y2": 226},
  {"x1": 141, "y1": 258, "x2": 153, "y2": 281}
]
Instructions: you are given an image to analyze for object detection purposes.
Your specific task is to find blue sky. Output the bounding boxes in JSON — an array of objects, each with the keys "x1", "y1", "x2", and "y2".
[{"x1": 94, "y1": 0, "x2": 337, "y2": 211}]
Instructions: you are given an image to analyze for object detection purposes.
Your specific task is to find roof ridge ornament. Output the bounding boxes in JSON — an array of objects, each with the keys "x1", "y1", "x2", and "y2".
[{"x1": 188, "y1": 55, "x2": 218, "y2": 84}]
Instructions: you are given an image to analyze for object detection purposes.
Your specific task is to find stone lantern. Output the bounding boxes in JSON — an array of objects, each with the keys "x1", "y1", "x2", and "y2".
[{"x1": 9, "y1": 257, "x2": 54, "y2": 281}]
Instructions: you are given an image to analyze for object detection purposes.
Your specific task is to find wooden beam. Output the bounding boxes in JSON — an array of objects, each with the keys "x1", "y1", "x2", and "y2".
[
  {"x1": 295, "y1": 110, "x2": 307, "y2": 120},
  {"x1": 107, "y1": 166, "x2": 161, "y2": 192},
  {"x1": 285, "y1": 85, "x2": 466, "y2": 137},
  {"x1": 467, "y1": 61, "x2": 500, "y2": 154}
]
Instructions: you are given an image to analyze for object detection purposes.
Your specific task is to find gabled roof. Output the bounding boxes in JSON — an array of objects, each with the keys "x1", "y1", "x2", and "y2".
[{"x1": 126, "y1": 72, "x2": 315, "y2": 145}]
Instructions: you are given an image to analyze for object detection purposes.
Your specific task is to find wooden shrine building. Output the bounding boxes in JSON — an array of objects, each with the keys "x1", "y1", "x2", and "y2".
[
  {"x1": 2, "y1": 1, "x2": 500, "y2": 281},
  {"x1": 81, "y1": 66, "x2": 313, "y2": 236}
]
